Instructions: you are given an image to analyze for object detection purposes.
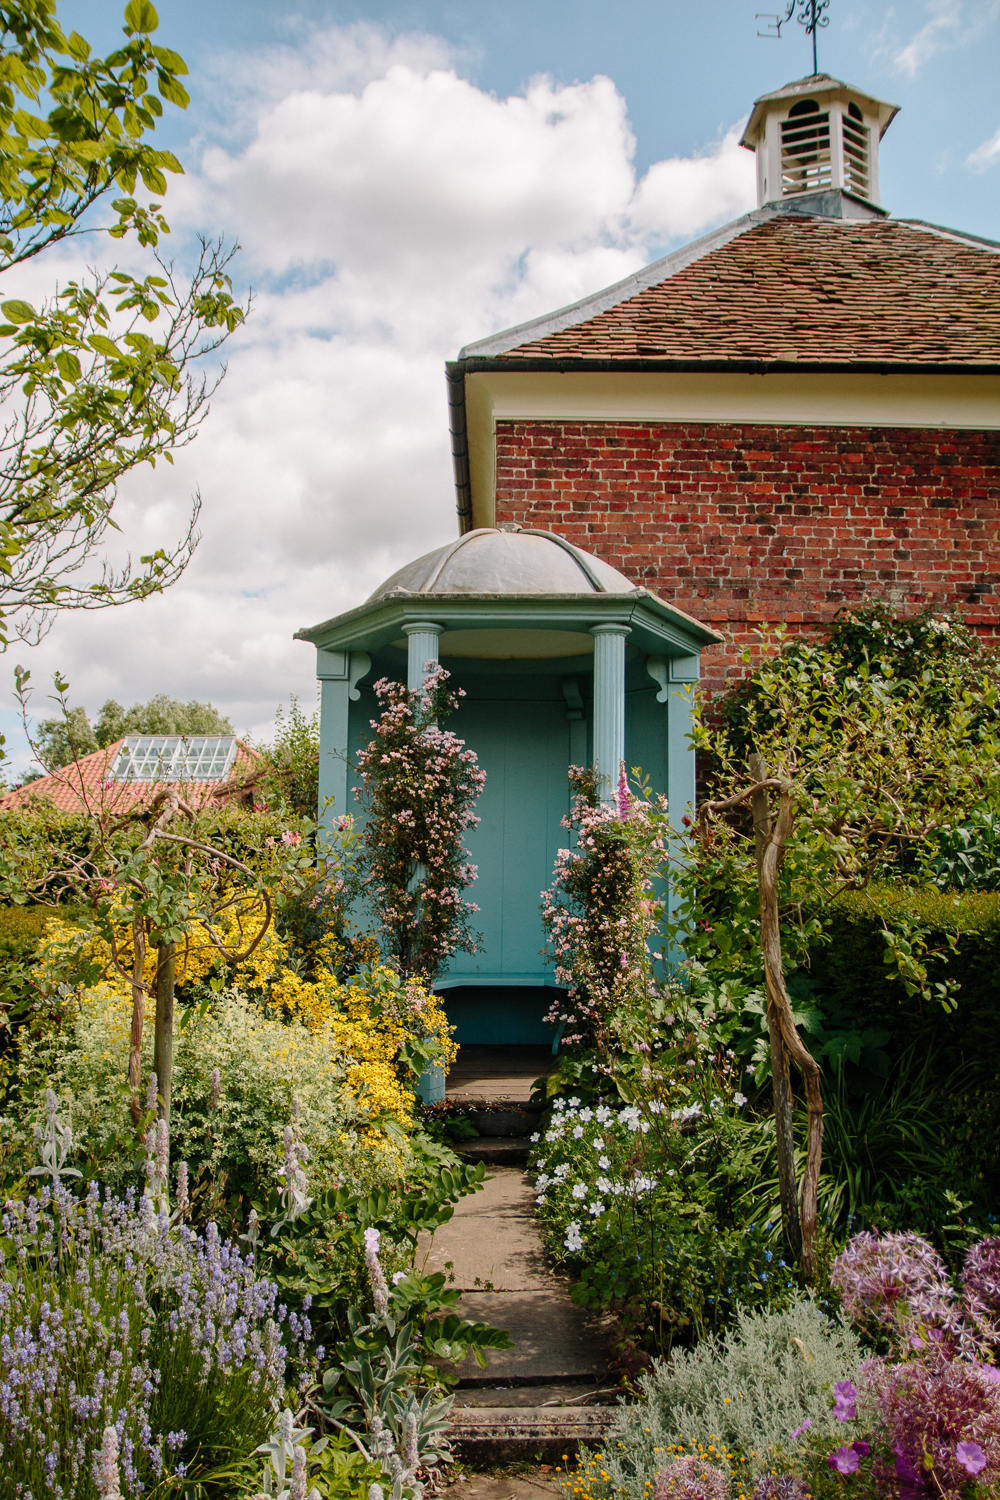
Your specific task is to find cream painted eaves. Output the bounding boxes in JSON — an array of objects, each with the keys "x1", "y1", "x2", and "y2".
[{"x1": 466, "y1": 370, "x2": 1000, "y2": 530}]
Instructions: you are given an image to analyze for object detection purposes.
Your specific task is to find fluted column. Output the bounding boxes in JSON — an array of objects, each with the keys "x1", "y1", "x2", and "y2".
[
  {"x1": 403, "y1": 621, "x2": 444, "y2": 691},
  {"x1": 590, "y1": 623, "x2": 630, "y2": 802}
]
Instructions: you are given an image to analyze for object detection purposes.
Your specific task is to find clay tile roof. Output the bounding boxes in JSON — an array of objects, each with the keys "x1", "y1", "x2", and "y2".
[
  {"x1": 0, "y1": 739, "x2": 260, "y2": 816},
  {"x1": 458, "y1": 214, "x2": 1000, "y2": 368}
]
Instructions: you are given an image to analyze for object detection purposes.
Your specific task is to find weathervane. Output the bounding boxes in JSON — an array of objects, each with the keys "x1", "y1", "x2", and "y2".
[{"x1": 756, "y1": 0, "x2": 831, "y2": 76}]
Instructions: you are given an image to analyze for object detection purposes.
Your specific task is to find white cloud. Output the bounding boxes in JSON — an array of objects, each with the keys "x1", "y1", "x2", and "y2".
[
  {"x1": 875, "y1": 0, "x2": 1000, "y2": 76},
  {"x1": 2, "y1": 24, "x2": 756, "y2": 778},
  {"x1": 968, "y1": 124, "x2": 1000, "y2": 170},
  {"x1": 893, "y1": 0, "x2": 962, "y2": 75}
]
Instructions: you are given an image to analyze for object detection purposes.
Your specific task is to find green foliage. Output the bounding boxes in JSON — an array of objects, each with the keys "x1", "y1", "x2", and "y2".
[
  {"x1": 597, "y1": 1297, "x2": 863, "y2": 1495},
  {"x1": 529, "y1": 1036, "x2": 797, "y2": 1359},
  {"x1": 95, "y1": 693, "x2": 233, "y2": 747},
  {"x1": 3, "y1": 987, "x2": 401, "y2": 1221},
  {"x1": 689, "y1": 603, "x2": 1000, "y2": 1013},
  {"x1": 808, "y1": 886, "x2": 1000, "y2": 1080},
  {"x1": 0, "y1": 900, "x2": 57, "y2": 957},
  {"x1": 253, "y1": 697, "x2": 321, "y2": 819},
  {"x1": 713, "y1": 601, "x2": 998, "y2": 758},
  {"x1": 0, "y1": 4, "x2": 247, "y2": 649},
  {"x1": 34, "y1": 702, "x2": 99, "y2": 764}
]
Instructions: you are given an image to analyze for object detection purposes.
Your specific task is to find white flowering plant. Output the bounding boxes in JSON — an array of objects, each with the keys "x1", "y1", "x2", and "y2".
[{"x1": 528, "y1": 1028, "x2": 798, "y2": 1359}]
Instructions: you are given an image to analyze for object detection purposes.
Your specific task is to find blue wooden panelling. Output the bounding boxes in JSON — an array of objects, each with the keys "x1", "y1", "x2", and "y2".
[{"x1": 342, "y1": 647, "x2": 699, "y2": 1045}]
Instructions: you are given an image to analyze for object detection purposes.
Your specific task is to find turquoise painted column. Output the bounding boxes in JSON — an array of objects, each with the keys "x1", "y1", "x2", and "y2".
[
  {"x1": 402, "y1": 620, "x2": 446, "y2": 1105},
  {"x1": 665, "y1": 656, "x2": 699, "y2": 835},
  {"x1": 316, "y1": 648, "x2": 369, "y2": 835},
  {"x1": 589, "y1": 623, "x2": 630, "y2": 802},
  {"x1": 403, "y1": 621, "x2": 444, "y2": 691}
]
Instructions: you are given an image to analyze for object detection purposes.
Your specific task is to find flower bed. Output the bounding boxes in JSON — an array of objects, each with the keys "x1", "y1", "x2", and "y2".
[
  {"x1": 528, "y1": 1061, "x2": 793, "y2": 1355},
  {"x1": 562, "y1": 1229, "x2": 1000, "y2": 1500}
]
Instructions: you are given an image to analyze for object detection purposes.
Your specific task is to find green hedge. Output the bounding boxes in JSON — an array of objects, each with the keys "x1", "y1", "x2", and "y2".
[
  {"x1": 807, "y1": 885, "x2": 1000, "y2": 1077},
  {"x1": 0, "y1": 904, "x2": 71, "y2": 961},
  {"x1": 803, "y1": 886, "x2": 1000, "y2": 1211}
]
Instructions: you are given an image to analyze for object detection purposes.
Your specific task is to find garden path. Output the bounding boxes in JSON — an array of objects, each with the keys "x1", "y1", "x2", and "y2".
[{"x1": 423, "y1": 1047, "x2": 616, "y2": 1463}]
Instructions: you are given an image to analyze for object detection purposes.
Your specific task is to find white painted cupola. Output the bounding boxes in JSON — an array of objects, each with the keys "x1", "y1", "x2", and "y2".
[{"x1": 740, "y1": 74, "x2": 899, "y2": 219}]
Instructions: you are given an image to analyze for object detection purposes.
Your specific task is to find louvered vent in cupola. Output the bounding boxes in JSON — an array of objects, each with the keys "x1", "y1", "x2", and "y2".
[
  {"x1": 842, "y1": 101, "x2": 871, "y2": 200},
  {"x1": 780, "y1": 99, "x2": 832, "y2": 197},
  {"x1": 740, "y1": 75, "x2": 898, "y2": 218}
]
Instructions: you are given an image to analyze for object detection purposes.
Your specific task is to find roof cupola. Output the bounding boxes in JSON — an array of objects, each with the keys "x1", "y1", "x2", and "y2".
[{"x1": 740, "y1": 74, "x2": 899, "y2": 218}]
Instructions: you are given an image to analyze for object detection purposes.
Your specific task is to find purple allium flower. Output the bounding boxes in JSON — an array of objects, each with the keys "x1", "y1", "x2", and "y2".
[
  {"x1": 653, "y1": 1455, "x2": 729, "y2": 1500},
  {"x1": 865, "y1": 1347, "x2": 1000, "y2": 1500},
  {"x1": 831, "y1": 1231, "x2": 960, "y2": 1348},
  {"x1": 963, "y1": 1239, "x2": 1000, "y2": 1350},
  {"x1": 750, "y1": 1477, "x2": 809, "y2": 1500},
  {"x1": 834, "y1": 1379, "x2": 858, "y2": 1422},
  {"x1": 956, "y1": 1441, "x2": 987, "y2": 1475},
  {"x1": 828, "y1": 1446, "x2": 860, "y2": 1475}
]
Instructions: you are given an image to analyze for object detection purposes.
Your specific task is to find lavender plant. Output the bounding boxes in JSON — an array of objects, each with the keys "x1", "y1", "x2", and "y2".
[{"x1": 0, "y1": 1174, "x2": 292, "y2": 1497}]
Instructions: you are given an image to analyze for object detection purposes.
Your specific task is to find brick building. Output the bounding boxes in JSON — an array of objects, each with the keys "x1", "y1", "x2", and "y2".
[{"x1": 445, "y1": 74, "x2": 1000, "y2": 694}]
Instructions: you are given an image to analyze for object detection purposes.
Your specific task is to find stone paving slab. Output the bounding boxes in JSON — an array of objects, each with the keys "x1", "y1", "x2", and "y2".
[
  {"x1": 447, "y1": 1477, "x2": 560, "y2": 1500},
  {"x1": 418, "y1": 1168, "x2": 557, "y2": 1292},
  {"x1": 449, "y1": 1292, "x2": 605, "y2": 1384},
  {"x1": 454, "y1": 1384, "x2": 616, "y2": 1409}
]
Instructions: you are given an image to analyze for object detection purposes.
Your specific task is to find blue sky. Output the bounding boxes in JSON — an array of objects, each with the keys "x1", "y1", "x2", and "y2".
[
  {"x1": 4, "y1": 0, "x2": 999, "y2": 777},
  {"x1": 68, "y1": 0, "x2": 1000, "y2": 238}
]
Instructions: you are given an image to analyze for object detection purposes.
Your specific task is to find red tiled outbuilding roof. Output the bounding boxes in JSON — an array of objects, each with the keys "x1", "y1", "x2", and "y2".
[
  {"x1": 457, "y1": 214, "x2": 1000, "y2": 369},
  {"x1": 0, "y1": 739, "x2": 260, "y2": 815}
]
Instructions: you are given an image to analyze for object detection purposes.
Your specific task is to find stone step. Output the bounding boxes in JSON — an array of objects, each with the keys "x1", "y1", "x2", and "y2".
[
  {"x1": 456, "y1": 1136, "x2": 532, "y2": 1166},
  {"x1": 448, "y1": 1406, "x2": 615, "y2": 1465}
]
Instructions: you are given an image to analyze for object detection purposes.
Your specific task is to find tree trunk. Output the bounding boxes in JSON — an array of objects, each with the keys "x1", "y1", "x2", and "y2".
[
  {"x1": 767, "y1": 1005, "x2": 802, "y2": 1263},
  {"x1": 153, "y1": 941, "x2": 176, "y2": 1128},
  {"x1": 749, "y1": 757, "x2": 824, "y2": 1281},
  {"x1": 128, "y1": 917, "x2": 147, "y2": 1128}
]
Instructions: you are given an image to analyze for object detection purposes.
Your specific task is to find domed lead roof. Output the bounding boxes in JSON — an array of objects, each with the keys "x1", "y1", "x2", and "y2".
[{"x1": 367, "y1": 527, "x2": 637, "y2": 602}]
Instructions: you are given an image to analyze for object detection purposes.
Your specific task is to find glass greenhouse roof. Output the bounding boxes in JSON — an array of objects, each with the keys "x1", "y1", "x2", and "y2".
[{"x1": 109, "y1": 735, "x2": 238, "y2": 783}]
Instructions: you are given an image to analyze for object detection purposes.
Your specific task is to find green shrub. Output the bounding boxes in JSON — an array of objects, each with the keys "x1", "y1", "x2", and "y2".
[
  {"x1": 598, "y1": 1297, "x2": 863, "y2": 1494},
  {"x1": 4, "y1": 986, "x2": 407, "y2": 1226},
  {"x1": 0, "y1": 903, "x2": 60, "y2": 958},
  {"x1": 806, "y1": 885, "x2": 1000, "y2": 1080}
]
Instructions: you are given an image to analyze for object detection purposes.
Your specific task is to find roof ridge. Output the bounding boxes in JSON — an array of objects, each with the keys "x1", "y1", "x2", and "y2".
[
  {"x1": 893, "y1": 218, "x2": 1000, "y2": 254},
  {"x1": 458, "y1": 208, "x2": 781, "y2": 360}
]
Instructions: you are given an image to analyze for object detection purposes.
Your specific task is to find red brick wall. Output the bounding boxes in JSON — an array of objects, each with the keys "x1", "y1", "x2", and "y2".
[{"x1": 494, "y1": 421, "x2": 1000, "y2": 695}]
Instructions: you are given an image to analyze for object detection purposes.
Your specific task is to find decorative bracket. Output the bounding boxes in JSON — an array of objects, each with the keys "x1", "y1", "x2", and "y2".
[
  {"x1": 645, "y1": 656, "x2": 670, "y2": 703},
  {"x1": 348, "y1": 652, "x2": 372, "y2": 701},
  {"x1": 561, "y1": 678, "x2": 585, "y2": 720}
]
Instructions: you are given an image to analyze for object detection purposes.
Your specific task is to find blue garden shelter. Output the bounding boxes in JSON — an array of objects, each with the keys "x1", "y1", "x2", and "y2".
[{"x1": 296, "y1": 527, "x2": 721, "y2": 1049}]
